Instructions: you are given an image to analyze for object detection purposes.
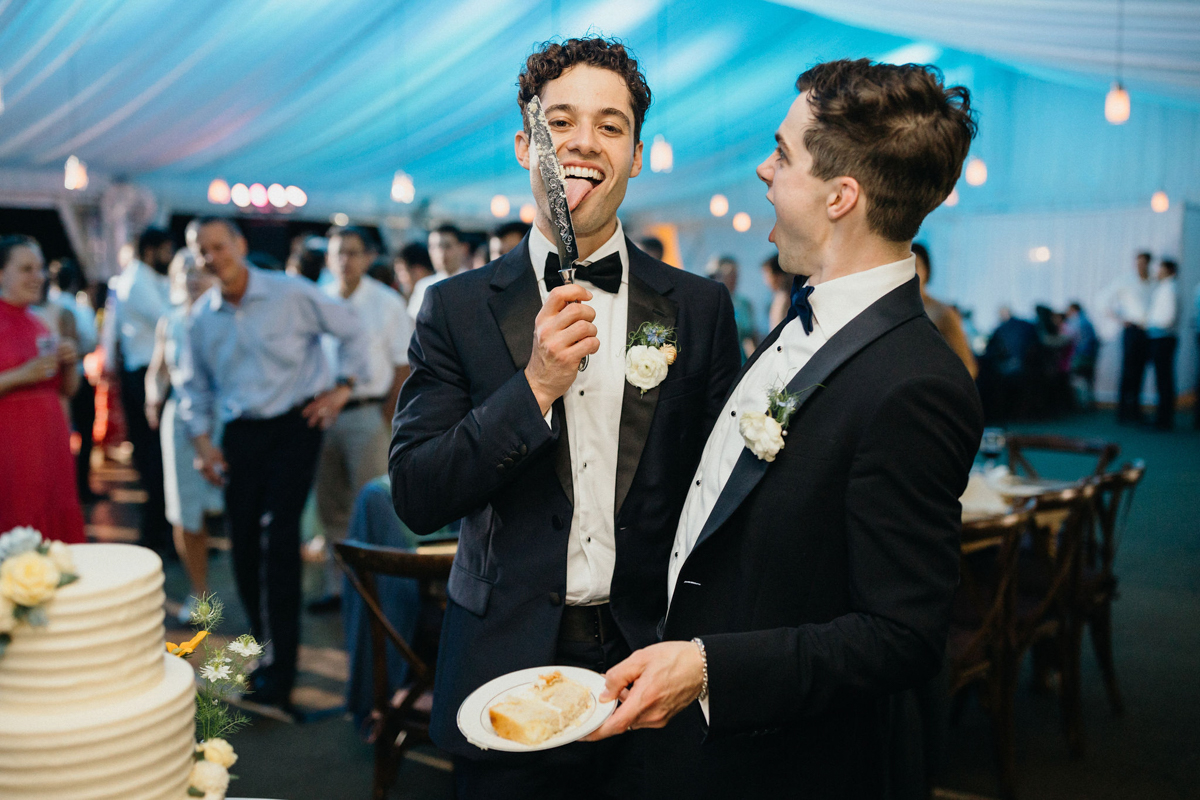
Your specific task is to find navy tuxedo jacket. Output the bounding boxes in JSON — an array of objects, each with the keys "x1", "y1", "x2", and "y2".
[
  {"x1": 389, "y1": 235, "x2": 740, "y2": 758},
  {"x1": 649, "y1": 277, "x2": 984, "y2": 798}
]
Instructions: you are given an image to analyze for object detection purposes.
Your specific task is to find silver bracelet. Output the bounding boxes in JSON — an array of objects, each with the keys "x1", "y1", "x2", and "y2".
[{"x1": 691, "y1": 637, "x2": 709, "y2": 702}]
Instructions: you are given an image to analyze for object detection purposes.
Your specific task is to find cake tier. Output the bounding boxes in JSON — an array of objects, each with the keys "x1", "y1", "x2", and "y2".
[
  {"x1": 0, "y1": 543, "x2": 167, "y2": 711},
  {"x1": 0, "y1": 652, "x2": 196, "y2": 800}
]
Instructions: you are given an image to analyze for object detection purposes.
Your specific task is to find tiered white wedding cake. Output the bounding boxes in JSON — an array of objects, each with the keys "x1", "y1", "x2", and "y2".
[{"x1": 0, "y1": 543, "x2": 196, "y2": 799}]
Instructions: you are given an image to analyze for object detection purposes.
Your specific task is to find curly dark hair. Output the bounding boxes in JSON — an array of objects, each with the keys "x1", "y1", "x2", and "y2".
[
  {"x1": 796, "y1": 59, "x2": 977, "y2": 242},
  {"x1": 518, "y1": 37, "x2": 652, "y2": 143}
]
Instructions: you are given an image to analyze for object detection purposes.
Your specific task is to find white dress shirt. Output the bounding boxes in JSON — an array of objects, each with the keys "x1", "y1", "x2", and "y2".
[
  {"x1": 322, "y1": 275, "x2": 414, "y2": 399},
  {"x1": 667, "y1": 256, "x2": 917, "y2": 606},
  {"x1": 107, "y1": 260, "x2": 171, "y2": 370},
  {"x1": 1146, "y1": 276, "x2": 1178, "y2": 337},
  {"x1": 529, "y1": 221, "x2": 629, "y2": 606},
  {"x1": 1107, "y1": 275, "x2": 1153, "y2": 329},
  {"x1": 407, "y1": 271, "x2": 446, "y2": 320}
]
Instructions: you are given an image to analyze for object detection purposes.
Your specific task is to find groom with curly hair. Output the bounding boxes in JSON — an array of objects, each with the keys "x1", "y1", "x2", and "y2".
[{"x1": 388, "y1": 37, "x2": 740, "y2": 799}]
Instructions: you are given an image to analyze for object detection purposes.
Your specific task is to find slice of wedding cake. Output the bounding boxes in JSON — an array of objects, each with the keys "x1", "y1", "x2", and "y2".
[
  {"x1": 0, "y1": 543, "x2": 196, "y2": 799},
  {"x1": 488, "y1": 670, "x2": 594, "y2": 745}
]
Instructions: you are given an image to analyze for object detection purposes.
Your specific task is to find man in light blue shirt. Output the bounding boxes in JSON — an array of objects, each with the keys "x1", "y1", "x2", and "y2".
[{"x1": 176, "y1": 217, "x2": 369, "y2": 712}]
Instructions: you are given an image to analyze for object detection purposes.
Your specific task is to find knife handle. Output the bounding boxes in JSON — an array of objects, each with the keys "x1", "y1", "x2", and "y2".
[{"x1": 557, "y1": 267, "x2": 588, "y2": 372}]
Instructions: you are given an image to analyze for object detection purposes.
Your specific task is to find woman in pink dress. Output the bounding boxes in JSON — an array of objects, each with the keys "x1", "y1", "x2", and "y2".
[{"x1": 0, "y1": 235, "x2": 85, "y2": 543}]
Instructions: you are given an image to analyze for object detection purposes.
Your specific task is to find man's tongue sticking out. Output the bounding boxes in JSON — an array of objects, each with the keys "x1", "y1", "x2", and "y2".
[{"x1": 566, "y1": 178, "x2": 593, "y2": 211}]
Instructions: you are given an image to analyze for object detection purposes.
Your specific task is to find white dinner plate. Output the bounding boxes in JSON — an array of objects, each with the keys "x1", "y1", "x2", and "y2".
[{"x1": 457, "y1": 665, "x2": 617, "y2": 752}]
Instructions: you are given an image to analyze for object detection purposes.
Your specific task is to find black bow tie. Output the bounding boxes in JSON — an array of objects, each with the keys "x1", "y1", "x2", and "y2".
[
  {"x1": 786, "y1": 277, "x2": 815, "y2": 335},
  {"x1": 544, "y1": 252, "x2": 623, "y2": 294}
]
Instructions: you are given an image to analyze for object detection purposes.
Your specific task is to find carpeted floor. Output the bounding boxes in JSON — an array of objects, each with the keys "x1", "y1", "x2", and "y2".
[{"x1": 85, "y1": 410, "x2": 1197, "y2": 800}]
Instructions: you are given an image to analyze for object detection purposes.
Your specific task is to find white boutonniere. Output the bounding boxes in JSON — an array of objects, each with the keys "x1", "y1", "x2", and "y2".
[
  {"x1": 739, "y1": 384, "x2": 817, "y2": 462},
  {"x1": 625, "y1": 321, "x2": 678, "y2": 395}
]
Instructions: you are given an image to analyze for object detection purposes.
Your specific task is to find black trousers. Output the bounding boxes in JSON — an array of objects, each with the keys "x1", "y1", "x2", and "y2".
[
  {"x1": 454, "y1": 609, "x2": 645, "y2": 800},
  {"x1": 119, "y1": 366, "x2": 170, "y2": 548},
  {"x1": 222, "y1": 407, "x2": 323, "y2": 693},
  {"x1": 1117, "y1": 326, "x2": 1151, "y2": 422},
  {"x1": 70, "y1": 378, "x2": 96, "y2": 498},
  {"x1": 1149, "y1": 335, "x2": 1178, "y2": 429}
]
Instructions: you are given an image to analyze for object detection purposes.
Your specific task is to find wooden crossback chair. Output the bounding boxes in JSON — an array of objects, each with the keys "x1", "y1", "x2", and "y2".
[
  {"x1": 948, "y1": 502, "x2": 1034, "y2": 800},
  {"x1": 1005, "y1": 433, "x2": 1119, "y2": 480},
  {"x1": 1074, "y1": 460, "x2": 1146, "y2": 717},
  {"x1": 334, "y1": 541, "x2": 454, "y2": 800}
]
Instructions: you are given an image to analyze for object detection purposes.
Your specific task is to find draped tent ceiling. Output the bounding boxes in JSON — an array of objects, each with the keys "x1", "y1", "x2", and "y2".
[{"x1": 0, "y1": 0, "x2": 1198, "y2": 226}]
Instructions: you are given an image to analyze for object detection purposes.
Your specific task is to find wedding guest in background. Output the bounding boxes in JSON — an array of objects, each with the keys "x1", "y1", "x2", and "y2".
[
  {"x1": 705, "y1": 255, "x2": 758, "y2": 358},
  {"x1": 390, "y1": 37, "x2": 740, "y2": 797},
  {"x1": 761, "y1": 252, "x2": 790, "y2": 329},
  {"x1": 367, "y1": 255, "x2": 399, "y2": 292},
  {"x1": 913, "y1": 243, "x2": 977, "y2": 378},
  {"x1": 178, "y1": 217, "x2": 370, "y2": 712},
  {"x1": 408, "y1": 224, "x2": 469, "y2": 319},
  {"x1": 470, "y1": 238, "x2": 490, "y2": 271},
  {"x1": 145, "y1": 249, "x2": 223, "y2": 623},
  {"x1": 1064, "y1": 301, "x2": 1099, "y2": 409},
  {"x1": 1147, "y1": 259, "x2": 1179, "y2": 430},
  {"x1": 309, "y1": 226, "x2": 413, "y2": 613},
  {"x1": 1108, "y1": 251, "x2": 1154, "y2": 424},
  {"x1": 394, "y1": 242, "x2": 433, "y2": 301},
  {"x1": 0, "y1": 235, "x2": 84, "y2": 543},
  {"x1": 31, "y1": 259, "x2": 81, "y2": 422},
  {"x1": 639, "y1": 235, "x2": 665, "y2": 260},
  {"x1": 490, "y1": 221, "x2": 531, "y2": 261},
  {"x1": 47, "y1": 258, "x2": 102, "y2": 503},
  {"x1": 979, "y1": 306, "x2": 1042, "y2": 421},
  {"x1": 106, "y1": 227, "x2": 175, "y2": 555},
  {"x1": 285, "y1": 235, "x2": 327, "y2": 284}
]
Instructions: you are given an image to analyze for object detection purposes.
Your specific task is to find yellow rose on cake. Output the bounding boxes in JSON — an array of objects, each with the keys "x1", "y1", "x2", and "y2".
[
  {"x1": 0, "y1": 551, "x2": 60, "y2": 607},
  {"x1": 197, "y1": 738, "x2": 238, "y2": 769}
]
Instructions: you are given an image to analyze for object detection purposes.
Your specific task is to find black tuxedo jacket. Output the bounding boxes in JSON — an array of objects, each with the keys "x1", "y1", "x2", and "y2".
[
  {"x1": 650, "y1": 277, "x2": 984, "y2": 798},
  {"x1": 388, "y1": 235, "x2": 740, "y2": 758}
]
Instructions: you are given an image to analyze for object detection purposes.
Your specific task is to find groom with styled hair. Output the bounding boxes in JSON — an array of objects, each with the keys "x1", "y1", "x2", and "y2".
[
  {"x1": 587, "y1": 60, "x2": 985, "y2": 798},
  {"x1": 389, "y1": 36, "x2": 741, "y2": 800}
]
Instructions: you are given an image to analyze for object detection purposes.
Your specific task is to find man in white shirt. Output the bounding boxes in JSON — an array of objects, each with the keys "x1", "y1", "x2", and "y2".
[
  {"x1": 310, "y1": 227, "x2": 414, "y2": 611},
  {"x1": 588, "y1": 59, "x2": 983, "y2": 799},
  {"x1": 406, "y1": 224, "x2": 469, "y2": 320},
  {"x1": 388, "y1": 37, "x2": 740, "y2": 799},
  {"x1": 1107, "y1": 251, "x2": 1154, "y2": 423},
  {"x1": 1147, "y1": 258, "x2": 1179, "y2": 430},
  {"x1": 105, "y1": 228, "x2": 175, "y2": 554}
]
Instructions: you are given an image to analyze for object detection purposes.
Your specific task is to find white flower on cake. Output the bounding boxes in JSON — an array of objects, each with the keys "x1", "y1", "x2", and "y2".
[
  {"x1": 739, "y1": 412, "x2": 786, "y2": 462},
  {"x1": 188, "y1": 759, "x2": 230, "y2": 796},
  {"x1": 199, "y1": 662, "x2": 232, "y2": 682},
  {"x1": 226, "y1": 636, "x2": 263, "y2": 658},
  {"x1": 197, "y1": 738, "x2": 238, "y2": 769},
  {"x1": 0, "y1": 551, "x2": 60, "y2": 607},
  {"x1": 45, "y1": 540, "x2": 75, "y2": 574},
  {"x1": 0, "y1": 595, "x2": 15, "y2": 634}
]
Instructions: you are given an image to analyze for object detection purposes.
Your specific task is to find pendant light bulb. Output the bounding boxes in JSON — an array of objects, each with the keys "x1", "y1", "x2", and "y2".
[{"x1": 1105, "y1": 83, "x2": 1130, "y2": 124}]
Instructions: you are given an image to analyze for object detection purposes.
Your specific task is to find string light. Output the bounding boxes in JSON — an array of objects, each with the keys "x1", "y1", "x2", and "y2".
[
  {"x1": 332, "y1": 212, "x2": 350, "y2": 226},
  {"x1": 1151, "y1": 191, "x2": 1169, "y2": 213},
  {"x1": 1105, "y1": 84, "x2": 1130, "y2": 124},
  {"x1": 285, "y1": 186, "x2": 307, "y2": 207},
  {"x1": 231, "y1": 183, "x2": 250, "y2": 207},
  {"x1": 63, "y1": 155, "x2": 89, "y2": 191},
  {"x1": 943, "y1": 188, "x2": 959, "y2": 207},
  {"x1": 491, "y1": 195, "x2": 510, "y2": 218},
  {"x1": 267, "y1": 184, "x2": 288, "y2": 208},
  {"x1": 649, "y1": 135, "x2": 673, "y2": 173},
  {"x1": 1029, "y1": 247, "x2": 1051, "y2": 263},
  {"x1": 732, "y1": 212, "x2": 751, "y2": 232},
  {"x1": 965, "y1": 158, "x2": 987, "y2": 187},
  {"x1": 519, "y1": 204, "x2": 536, "y2": 224},
  {"x1": 391, "y1": 171, "x2": 415, "y2": 204},
  {"x1": 709, "y1": 194, "x2": 729, "y2": 217},
  {"x1": 207, "y1": 179, "x2": 231, "y2": 204},
  {"x1": 249, "y1": 183, "x2": 268, "y2": 208}
]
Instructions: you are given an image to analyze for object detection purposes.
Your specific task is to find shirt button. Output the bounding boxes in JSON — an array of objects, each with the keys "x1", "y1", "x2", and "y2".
[
  {"x1": 696, "y1": 479, "x2": 701, "y2": 486},
  {"x1": 730, "y1": 410, "x2": 736, "y2": 417},
  {"x1": 777, "y1": 346, "x2": 782, "y2": 352},
  {"x1": 586, "y1": 537, "x2": 592, "y2": 543},
  {"x1": 673, "y1": 551, "x2": 678, "y2": 558},
  {"x1": 579, "y1": 390, "x2": 585, "y2": 396}
]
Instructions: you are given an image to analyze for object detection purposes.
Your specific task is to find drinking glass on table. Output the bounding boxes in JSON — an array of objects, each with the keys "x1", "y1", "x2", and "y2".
[{"x1": 979, "y1": 427, "x2": 1006, "y2": 469}]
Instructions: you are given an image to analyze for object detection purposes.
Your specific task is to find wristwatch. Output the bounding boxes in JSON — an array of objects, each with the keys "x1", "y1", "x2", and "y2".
[{"x1": 335, "y1": 375, "x2": 356, "y2": 391}]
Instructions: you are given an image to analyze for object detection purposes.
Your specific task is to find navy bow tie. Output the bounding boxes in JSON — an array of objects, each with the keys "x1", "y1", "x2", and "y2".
[
  {"x1": 787, "y1": 277, "x2": 815, "y2": 335},
  {"x1": 544, "y1": 252, "x2": 623, "y2": 294}
]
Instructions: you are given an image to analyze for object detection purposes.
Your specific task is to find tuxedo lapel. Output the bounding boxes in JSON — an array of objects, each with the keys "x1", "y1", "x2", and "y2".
[
  {"x1": 690, "y1": 277, "x2": 926, "y2": 554},
  {"x1": 487, "y1": 237, "x2": 573, "y2": 501},
  {"x1": 615, "y1": 243, "x2": 677, "y2": 517}
]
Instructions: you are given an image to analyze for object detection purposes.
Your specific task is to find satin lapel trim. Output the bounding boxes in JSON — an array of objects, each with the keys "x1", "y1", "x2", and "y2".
[
  {"x1": 615, "y1": 269, "x2": 678, "y2": 517},
  {"x1": 690, "y1": 277, "x2": 926, "y2": 554},
  {"x1": 487, "y1": 240, "x2": 572, "y2": 502}
]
